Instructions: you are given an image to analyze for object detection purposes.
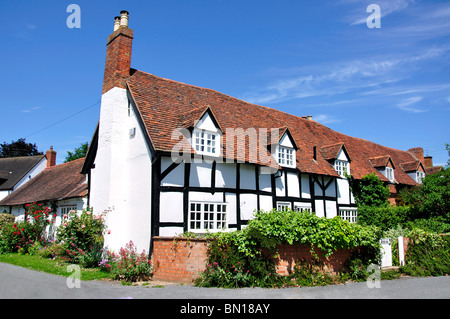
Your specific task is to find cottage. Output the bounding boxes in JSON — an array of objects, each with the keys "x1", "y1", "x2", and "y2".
[
  {"x1": 0, "y1": 156, "x2": 88, "y2": 229},
  {"x1": 82, "y1": 11, "x2": 440, "y2": 253},
  {"x1": 0, "y1": 148, "x2": 54, "y2": 201}
]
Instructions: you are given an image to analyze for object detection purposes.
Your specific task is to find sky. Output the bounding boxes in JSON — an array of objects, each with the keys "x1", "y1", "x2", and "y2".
[{"x1": 1, "y1": 0, "x2": 449, "y2": 165}]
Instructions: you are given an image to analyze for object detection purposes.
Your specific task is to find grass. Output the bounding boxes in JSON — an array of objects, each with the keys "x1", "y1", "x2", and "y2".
[{"x1": 0, "y1": 253, "x2": 113, "y2": 281}]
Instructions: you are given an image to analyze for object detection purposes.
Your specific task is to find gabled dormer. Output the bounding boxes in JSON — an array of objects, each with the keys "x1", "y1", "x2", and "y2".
[
  {"x1": 321, "y1": 143, "x2": 351, "y2": 177},
  {"x1": 273, "y1": 128, "x2": 298, "y2": 168},
  {"x1": 369, "y1": 155, "x2": 396, "y2": 182},
  {"x1": 192, "y1": 108, "x2": 222, "y2": 157},
  {"x1": 400, "y1": 160, "x2": 426, "y2": 184}
]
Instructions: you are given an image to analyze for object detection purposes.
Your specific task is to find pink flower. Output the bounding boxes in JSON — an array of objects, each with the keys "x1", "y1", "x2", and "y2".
[
  {"x1": 81, "y1": 225, "x2": 85, "y2": 229},
  {"x1": 107, "y1": 229, "x2": 111, "y2": 234}
]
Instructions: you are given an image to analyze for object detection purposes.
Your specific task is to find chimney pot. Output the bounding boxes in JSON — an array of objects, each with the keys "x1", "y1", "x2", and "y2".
[
  {"x1": 120, "y1": 10, "x2": 129, "y2": 27},
  {"x1": 307, "y1": 115, "x2": 313, "y2": 120},
  {"x1": 114, "y1": 16, "x2": 121, "y2": 31}
]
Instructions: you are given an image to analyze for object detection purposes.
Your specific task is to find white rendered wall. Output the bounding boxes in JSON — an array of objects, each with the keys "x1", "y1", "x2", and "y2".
[{"x1": 90, "y1": 87, "x2": 152, "y2": 253}]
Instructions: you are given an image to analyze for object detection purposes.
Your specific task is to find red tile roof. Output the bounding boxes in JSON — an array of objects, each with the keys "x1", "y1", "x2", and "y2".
[
  {"x1": 126, "y1": 69, "x2": 427, "y2": 186},
  {"x1": 0, "y1": 158, "x2": 87, "y2": 206}
]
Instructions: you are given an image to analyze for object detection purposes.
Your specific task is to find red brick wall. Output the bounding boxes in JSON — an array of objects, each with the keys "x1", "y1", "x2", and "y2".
[
  {"x1": 152, "y1": 237, "x2": 209, "y2": 284},
  {"x1": 152, "y1": 237, "x2": 358, "y2": 283},
  {"x1": 268, "y1": 244, "x2": 359, "y2": 276}
]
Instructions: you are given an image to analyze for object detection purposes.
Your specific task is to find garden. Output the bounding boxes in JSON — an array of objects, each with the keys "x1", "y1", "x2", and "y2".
[{"x1": 0, "y1": 203, "x2": 153, "y2": 284}]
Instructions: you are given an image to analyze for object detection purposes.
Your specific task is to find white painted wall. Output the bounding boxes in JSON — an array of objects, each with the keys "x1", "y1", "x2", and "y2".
[{"x1": 90, "y1": 87, "x2": 152, "y2": 253}]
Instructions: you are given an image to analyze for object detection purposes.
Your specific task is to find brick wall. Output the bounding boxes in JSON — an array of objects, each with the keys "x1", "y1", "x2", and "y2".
[
  {"x1": 152, "y1": 237, "x2": 210, "y2": 284},
  {"x1": 152, "y1": 236, "x2": 359, "y2": 283},
  {"x1": 268, "y1": 244, "x2": 359, "y2": 276}
]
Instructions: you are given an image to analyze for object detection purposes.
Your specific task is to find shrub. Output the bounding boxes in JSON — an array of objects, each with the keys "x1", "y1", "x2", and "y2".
[
  {"x1": 347, "y1": 173, "x2": 390, "y2": 207},
  {"x1": 102, "y1": 241, "x2": 153, "y2": 282},
  {"x1": 196, "y1": 210, "x2": 381, "y2": 288},
  {"x1": 0, "y1": 213, "x2": 15, "y2": 232},
  {"x1": 401, "y1": 229, "x2": 450, "y2": 276},
  {"x1": 357, "y1": 205, "x2": 413, "y2": 231},
  {"x1": 0, "y1": 203, "x2": 53, "y2": 254},
  {"x1": 56, "y1": 208, "x2": 106, "y2": 265}
]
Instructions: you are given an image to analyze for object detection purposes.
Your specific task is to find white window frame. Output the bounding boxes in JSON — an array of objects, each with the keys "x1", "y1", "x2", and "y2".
[
  {"x1": 386, "y1": 167, "x2": 394, "y2": 182},
  {"x1": 276, "y1": 201, "x2": 292, "y2": 211},
  {"x1": 338, "y1": 208, "x2": 357, "y2": 223},
  {"x1": 416, "y1": 171, "x2": 425, "y2": 184},
  {"x1": 294, "y1": 204, "x2": 312, "y2": 213},
  {"x1": 334, "y1": 160, "x2": 350, "y2": 177},
  {"x1": 193, "y1": 129, "x2": 219, "y2": 157},
  {"x1": 189, "y1": 201, "x2": 227, "y2": 232},
  {"x1": 277, "y1": 146, "x2": 295, "y2": 168},
  {"x1": 60, "y1": 205, "x2": 77, "y2": 218}
]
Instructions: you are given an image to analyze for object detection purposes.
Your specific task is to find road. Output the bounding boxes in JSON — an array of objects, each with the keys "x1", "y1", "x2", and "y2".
[{"x1": 1, "y1": 261, "x2": 449, "y2": 300}]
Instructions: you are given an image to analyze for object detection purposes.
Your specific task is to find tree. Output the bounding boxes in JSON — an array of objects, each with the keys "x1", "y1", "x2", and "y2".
[
  {"x1": 400, "y1": 167, "x2": 450, "y2": 220},
  {"x1": 64, "y1": 142, "x2": 88, "y2": 163},
  {"x1": 0, "y1": 138, "x2": 42, "y2": 158},
  {"x1": 347, "y1": 173, "x2": 390, "y2": 207}
]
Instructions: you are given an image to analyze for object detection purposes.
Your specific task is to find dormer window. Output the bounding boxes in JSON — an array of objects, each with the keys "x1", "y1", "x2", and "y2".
[
  {"x1": 386, "y1": 167, "x2": 394, "y2": 182},
  {"x1": 193, "y1": 129, "x2": 218, "y2": 156},
  {"x1": 277, "y1": 146, "x2": 294, "y2": 167},
  {"x1": 416, "y1": 171, "x2": 425, "y2": 183},
  {"x1": 191, "y1": 108, "x2": 221, "y2": 157},
  {"x1": 334, "y1": 160, "x2": 349, "y2": 177},
  {"x1": 274, "y1": 128, "x2": 297, "y2": 168}
]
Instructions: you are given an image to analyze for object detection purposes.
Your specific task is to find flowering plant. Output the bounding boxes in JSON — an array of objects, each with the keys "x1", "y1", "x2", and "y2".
[
  {"x1": 102, "y1": 241, "x2": 153, "y2": 282},
  {"x1": 0, "y1": 202, "x2": 53, "y2": 254},
  {"x1": 56, "y1": 208, "x2": 106, "y2": 264}
]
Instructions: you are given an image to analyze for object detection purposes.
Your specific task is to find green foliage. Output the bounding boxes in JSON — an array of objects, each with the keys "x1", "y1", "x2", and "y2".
[
  {"x1": 64, "y1": 142, "x2": 88, "y2": 163},
  {"x1": 102, "y1": 241, "x2": 153, "y2": 282},
  {"x1": 357, "y1": 205, "x2": 413, "y2": 231},
  {"x1": 0, "y1": 138, "x2": 42, "y2": 158},
  {"x1": 347, "y1": 173, "x2": 390, "y2": 207},
  {"x1": 55, "y1": 208, "x2": 106, "y2": 265},
  {"x1": 401, "y1": 229, "x2": 450, "y2": 276},
  {"x1": 400, "y1": 167, "x2": 450, "y2": 220},
  {"x1": 196, "y1": 210, "x2": 381, "y2": 288},
  {"x1": 247, "y1": 209, "x2": 381, "y2": 258},
  {"x1": 0, "y1": 203, "x2": 54, "y2": 254},
  {"x1": 287, "y1": 258, "x2": 346, "y2": 286},
  {"x1": 0, "y1": 213, "x2": 15, "y2": 232}
]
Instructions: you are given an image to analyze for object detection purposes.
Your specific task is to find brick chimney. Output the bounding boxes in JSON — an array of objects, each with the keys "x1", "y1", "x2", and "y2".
[
  {"x1": 46, "y1": 146, "x2": 57, "y2": 169},
  {"x1": 424, "y1": 156, "x2": 433, "y2": 167},
  {"x1": 102, "y1": 10, "x2": 134, "y2": 94},
  {"x1": 408, "y1": 147, "x2": 424, "y2": 162}
]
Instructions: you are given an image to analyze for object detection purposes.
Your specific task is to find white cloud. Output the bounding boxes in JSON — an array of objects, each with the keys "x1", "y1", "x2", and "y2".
[
  {"x1": 313, "y1": 114, "x2": 341, "y2": 124},
  {"x1": 396, "y1": 96, "x2": 428, "y2": 113},
  {"x1": 20, "y1": 106, "x2": 42, "y2": 113},
  {"x1": 243, "y1": 47, "x2": 446, "y2": 105}
]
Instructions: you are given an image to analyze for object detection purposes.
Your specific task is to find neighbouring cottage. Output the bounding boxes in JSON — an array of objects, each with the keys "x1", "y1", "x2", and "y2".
[
  {"x1": 0, "y1": 156, "x2": 88, "y2": 230},
  {"x1": 81, "y1": 11, "x2": 441, "y2": 253},
  {"x1": 0, "y1": 147, "x2": 54, "y2": 201}
]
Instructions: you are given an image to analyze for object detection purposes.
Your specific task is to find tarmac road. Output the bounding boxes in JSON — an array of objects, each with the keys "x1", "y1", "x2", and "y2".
[{"x1": 1, "y1": 261, "x2": 449, "y2": 300}]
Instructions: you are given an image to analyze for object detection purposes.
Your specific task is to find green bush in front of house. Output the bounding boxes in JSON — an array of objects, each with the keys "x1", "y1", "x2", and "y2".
[{"x1": 195, "y1": 209, "x2": 381, "y2": 288}]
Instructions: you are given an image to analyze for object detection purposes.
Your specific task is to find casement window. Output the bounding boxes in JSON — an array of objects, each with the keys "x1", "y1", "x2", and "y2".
[
  {"x1": 294, "y1": 204, "x2": 312, "y2": 213},
  {"x1": 416, "y1": 171, "x2": 425, "y2": 184},
  {"x1": 386, "y1": 167, "x2": 394, "y2": 182},
  {"x1": 189, "y1": 202, "x2": 227, "y2": 232},
  {"x1": 339, "y1": 208, "x2": 357, "y2": 223},
  {"x1": 277, "y1": 146, "x2": 295, "y2": 167},
  {"x1": 338, "y1": 208, "x2": 357, "y2": 223},
  {"x1": 60, "y1": 206, "x2": 77, "y2": 218},
  {"x1": 276, "y1": 201, "x2": 291, "y2": 211},
  {"x1": 193, "y1": 129, "x2": 219, "y2": 156},
  {"x1": 334, "y1": 160, "x2": 349, "y2": 177}
]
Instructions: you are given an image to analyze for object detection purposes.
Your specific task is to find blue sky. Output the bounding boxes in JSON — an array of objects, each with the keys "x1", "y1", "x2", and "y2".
[{"x1": 1, "y1": 0, "x2": 449, "y2": 165}]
